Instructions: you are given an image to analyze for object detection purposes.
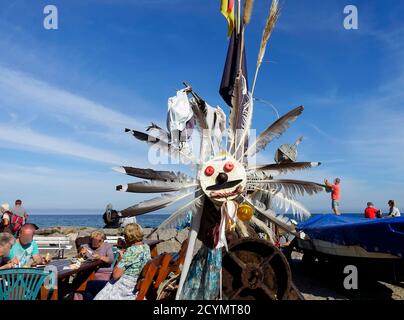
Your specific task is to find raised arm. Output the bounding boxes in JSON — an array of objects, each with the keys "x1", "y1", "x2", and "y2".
[{"x1": 324, "y1": 179, "x2": 333, "y2": 188}]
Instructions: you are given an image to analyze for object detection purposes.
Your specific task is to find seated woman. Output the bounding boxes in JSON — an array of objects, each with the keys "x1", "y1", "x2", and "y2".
[
  {"x1": 385, "y1": 200, "x2": 401, "y2": 218},
  {"x1": 0, "y1": 232, "x2": 18, "y2": 269},
  {"x1": 78, "y1": 230, "x2": 114, "y2": 267},
  {"x1": 87, "y1": 223, "x2": 151, "y2": 300}
]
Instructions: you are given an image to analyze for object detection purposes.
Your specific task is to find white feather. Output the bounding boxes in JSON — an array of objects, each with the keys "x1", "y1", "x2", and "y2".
[
  {"x1": 245, "y1": 106, "x2": 303, "y2": 158},
  {"x1": 250, "y1": 216, "x2": 275, "y2": 244},
  {"x1": 254, "y1": 187, "x2": 311, "y2": 219},
  {"x1": 119, "y1": 190, "x2": 197, "y2": 217},
  {"x1": 157, "y1": 194, "x2": 204, "y2": 230},
  {"x1": 233, "y1": 93, "x2": 254, "y2": 161},
  {"x1": 247, "y1": 179, "x2": 325, "y2": 199},
  {"x1": 116, "y1": 180, "x2": 198, "y2": 194},
  {"x1": 242, "y1": 195, "x2": 296, "y2": 234},
  {"x1": 248, "y1": 162, "x2": 321, "y2": 177}
]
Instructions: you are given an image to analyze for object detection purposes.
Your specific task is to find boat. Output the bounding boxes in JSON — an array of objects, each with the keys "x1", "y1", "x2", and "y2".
[
  {"x1": 296, "y1": 214, "x2": 404, "y2": 259},
  {"x1": 294, "y1": 214, "x2": 404, "y2": 281}
]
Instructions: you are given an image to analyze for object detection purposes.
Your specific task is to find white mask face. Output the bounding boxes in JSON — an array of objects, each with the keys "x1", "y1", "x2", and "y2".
[{"x1": 199, "y1": 155, "x2": 246, "y2": 205}]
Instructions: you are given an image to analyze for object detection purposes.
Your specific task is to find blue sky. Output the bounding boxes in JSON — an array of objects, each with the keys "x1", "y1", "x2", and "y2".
[{"x1": 0, "y1": 0, "x2": 403, "y2": 213}]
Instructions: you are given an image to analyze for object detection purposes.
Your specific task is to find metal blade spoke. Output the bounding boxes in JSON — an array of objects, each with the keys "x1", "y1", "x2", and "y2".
[{"x1": 226, "y1": 252, "x2": 247, "y2": 270}]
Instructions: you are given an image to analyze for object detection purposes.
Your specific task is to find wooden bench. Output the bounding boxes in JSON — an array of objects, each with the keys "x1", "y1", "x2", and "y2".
[
  {"x1": 135, "y1": 239, "x2": 188, "y2": 300},
  {"x1": 105, "y1": 236, "x2": 123, "y2": 245},
  {"x1": 34, "y1": 236, "x2": 72, "y2": 259},
  {"x1": 104, "y1": 236, "x2": 161, "y2": 258}
]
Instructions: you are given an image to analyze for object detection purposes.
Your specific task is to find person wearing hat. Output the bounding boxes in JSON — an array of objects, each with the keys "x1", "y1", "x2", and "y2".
[
  {"x1": 8, "y1": 223, "x2": 43, "y2": 267},
  {"x1": 0, "y1": 203, "x2": 13, "y2": 234}
]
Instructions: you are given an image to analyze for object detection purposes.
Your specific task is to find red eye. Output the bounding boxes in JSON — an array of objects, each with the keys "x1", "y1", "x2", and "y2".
[
  {"x1": 224, "y1": 162, "x2": 234, "y2": 172},
  {"x1": 204, "y1": 166, "x2": 215, "y2": 176}
]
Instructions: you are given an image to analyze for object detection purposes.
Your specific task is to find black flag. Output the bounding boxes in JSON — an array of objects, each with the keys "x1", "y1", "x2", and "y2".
[{"x1": 219, "y1": 28, "x2": 249, "y2": 107}]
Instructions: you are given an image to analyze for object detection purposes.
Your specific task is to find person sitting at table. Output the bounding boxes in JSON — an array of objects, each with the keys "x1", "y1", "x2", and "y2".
[
  {"x1": 7, "y1": 223, "x2": 43, "y2": 267},
  {"x1": 78, "y1": 230, "x2": 114, "y2": 267},
  {"x1": 85, "y1": 223, "x2": 151, "y2": 300},
  {"x1": 0, "y1": 232, "x2": 19, "y2": 269}
]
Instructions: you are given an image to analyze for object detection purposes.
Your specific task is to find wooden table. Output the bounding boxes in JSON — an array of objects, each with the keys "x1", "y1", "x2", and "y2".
[
  {"x1": 41, "y1": 259, "x2": 103, "y2": 300},
  {"x1": 40, "y1": 240, "x2": 161, "y2": 300}
]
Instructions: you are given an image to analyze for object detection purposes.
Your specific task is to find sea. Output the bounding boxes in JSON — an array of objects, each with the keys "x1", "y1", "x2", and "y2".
[{"x1": 27, "y1": 210, "x2": 363, "y2": 229}]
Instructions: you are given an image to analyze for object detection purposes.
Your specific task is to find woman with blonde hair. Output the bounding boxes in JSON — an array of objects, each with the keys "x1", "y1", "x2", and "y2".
[
  {"x1": 93, "y1": 223, "x2": 151, "y2": 300},
  {"x1": 78, "y1": 230, "x2": 114, "y2": 266},
  {"x1": 0, "y1": 232, "x2": 18, "y2": 269}
]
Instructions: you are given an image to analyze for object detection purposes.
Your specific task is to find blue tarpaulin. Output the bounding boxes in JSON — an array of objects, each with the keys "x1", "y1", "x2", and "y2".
[{"x1": 297, "y1": 214, "x2": 404, "y2": 258}]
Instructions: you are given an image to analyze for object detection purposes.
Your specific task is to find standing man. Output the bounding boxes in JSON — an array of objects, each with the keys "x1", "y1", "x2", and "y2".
[
  {"x1": 10, "y1": 199, "x2": 28, "y2": 235},
  {"x1": 324, "y1": 178, "x2": 341, "y2": 215},
  {"x1": 12, "y1": 199, "x2": 28, "y2": 222}
]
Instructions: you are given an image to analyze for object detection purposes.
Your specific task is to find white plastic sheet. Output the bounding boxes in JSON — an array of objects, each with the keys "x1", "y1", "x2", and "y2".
[{"x1": 167, "y1": 89, "x2": 193, "y2": 132}]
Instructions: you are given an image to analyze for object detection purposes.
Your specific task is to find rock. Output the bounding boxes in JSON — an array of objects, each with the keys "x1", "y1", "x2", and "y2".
[
  {"x1": 156, "y1": 239, "x2": 181, "y2": 255},
  {"x1": 142, "y1": 228, "x2": 153, "y2": 237},
  {"x1": 157, "y1": 229, "x2": 177, "y2": 241},
  {"x1": 49, "y1": 232, "x2": 67, "y2": 237},
  {"x1": 102, "y1": 228, "x2": 120, "y2": 236},
  {"x1": 60, "y1": 227, "x2": 81, "y2": 235},
  {"x1": 36, "y1": 227, "x2": 62, "y2": 236},
  {"x1": 175, "y1": 228, "x2": 189, "y2": 244},
  {"x1": 66, "y1": 233, "x2": 78, "y2": 242},
  {"x1": 148, "y1": 231, "x2": 158, "y2": 240},
  {"x1": 77, "y1": 228, "x2": 97, "y2": 237}
]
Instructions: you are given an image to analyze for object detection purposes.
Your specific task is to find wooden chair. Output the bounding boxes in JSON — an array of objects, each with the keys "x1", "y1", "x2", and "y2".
[{"x1": 135, "y1": 239, "x2": 188, "y2": 300}]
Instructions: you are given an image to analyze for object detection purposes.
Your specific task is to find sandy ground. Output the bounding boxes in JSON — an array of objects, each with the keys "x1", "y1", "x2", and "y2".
[{"x1": 290, "y1": 252, "x2": 404, "y2": 300}]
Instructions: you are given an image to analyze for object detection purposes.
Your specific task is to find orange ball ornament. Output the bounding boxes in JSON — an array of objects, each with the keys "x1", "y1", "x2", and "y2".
[{"x1": 237, "y1": 203, "x2": 253, "y2": 221}]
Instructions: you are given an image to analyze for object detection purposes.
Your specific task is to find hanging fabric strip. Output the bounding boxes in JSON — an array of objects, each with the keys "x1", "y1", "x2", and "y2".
[{"x1": 215, "y1": 200, "x2": 238, "y2": 251}]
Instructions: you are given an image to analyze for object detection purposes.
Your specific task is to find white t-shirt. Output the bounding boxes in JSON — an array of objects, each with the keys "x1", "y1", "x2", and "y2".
[
  {"x1": 389, "y1": 207, "x2": 401, "y2": 217},
  {"x1": 1, "y1": 212, "x2": 10, "y2": 221}
]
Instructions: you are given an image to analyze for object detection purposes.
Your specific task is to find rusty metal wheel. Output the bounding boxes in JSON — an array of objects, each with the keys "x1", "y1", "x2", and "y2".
[{"x1": 222, "y1": 237, "x2": 292, "y2": 300}]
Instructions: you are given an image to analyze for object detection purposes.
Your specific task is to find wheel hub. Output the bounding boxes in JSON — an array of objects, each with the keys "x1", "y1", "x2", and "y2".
[{"x1": 242, "y1": 263, "x2": 264, "y2": 289}]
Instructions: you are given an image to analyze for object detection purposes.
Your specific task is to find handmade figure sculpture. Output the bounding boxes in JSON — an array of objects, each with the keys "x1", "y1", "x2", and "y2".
[{"x1": 108, "y1": 0, "x2": 325, "y2": 300}]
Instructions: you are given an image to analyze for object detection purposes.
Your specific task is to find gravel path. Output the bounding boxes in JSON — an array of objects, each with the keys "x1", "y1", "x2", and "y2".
[{"x1": 290, "y1": 252, "x2": 404, "y2": 300}]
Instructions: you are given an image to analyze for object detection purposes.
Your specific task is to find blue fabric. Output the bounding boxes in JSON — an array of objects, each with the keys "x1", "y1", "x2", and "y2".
[
  {"x1": 297, "y1": 214, "x2": 404, "y2": 257},
  {"x1": 83, "y1": 280, "x2": 109, "y2": 300},
  {"x1": 179, "y1": 245, "x2": 222, "y2": 300},
  {"x1": 176, "y1": 211, "x2": 192, "y2": 230}
]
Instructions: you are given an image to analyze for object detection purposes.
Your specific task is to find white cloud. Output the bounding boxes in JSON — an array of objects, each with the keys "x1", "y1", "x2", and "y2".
[
  {"x1": 0, "y1": 66, "x2": 145, "y2": 131},
  {"x1": 0, "y1": 125, "x2": 129, "y2": 165}
]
